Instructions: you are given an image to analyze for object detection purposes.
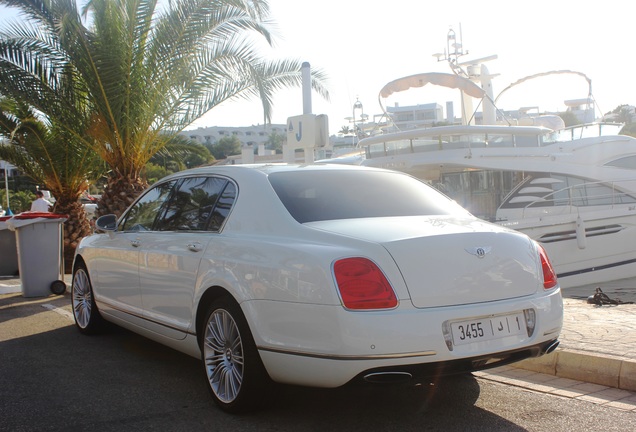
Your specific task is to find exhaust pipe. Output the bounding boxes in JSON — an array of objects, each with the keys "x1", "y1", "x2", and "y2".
[
  {"x1": 544, "y1": 340, "x2": 560, "y2": 354},
  {"x1": 363, "y1": 372, "x2": 413, "y2": 384}
]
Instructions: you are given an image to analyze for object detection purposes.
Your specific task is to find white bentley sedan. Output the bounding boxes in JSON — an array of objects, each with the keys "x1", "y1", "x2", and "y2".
[{"x1": 72, "y1": 164, "x2": 563, "y2": 413}]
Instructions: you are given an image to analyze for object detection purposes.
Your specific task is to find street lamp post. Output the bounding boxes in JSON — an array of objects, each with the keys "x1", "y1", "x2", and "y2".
[
  {"x1": 1, "y1": 160, "x2": 10, "y2": 215},
  {"x1": 352, "y1": 98, "x2": 364, "y2": 144}
]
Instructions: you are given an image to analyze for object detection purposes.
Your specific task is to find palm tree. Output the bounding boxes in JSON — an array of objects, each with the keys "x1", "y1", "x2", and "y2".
[
  {"x1": 0, "y1": 97, "x2": 105, "y2": 271},
  {"x1": 0, "y1": 0, "x2": 329, "y2": 217},
  {"x1": 616, "y1": 106, "x2": 634, "y2": 125},
  {"x1": 339, "y1": 125, "x2": 352, "y2": 135},
  {"x1": 148, "y1": 134, "x2": 214, "y2": 175}
]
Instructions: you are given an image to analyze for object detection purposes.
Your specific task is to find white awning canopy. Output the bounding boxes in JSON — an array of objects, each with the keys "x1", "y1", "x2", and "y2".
[{"x1": 379, "y1": 72, "x2": 486, "y2": 99}]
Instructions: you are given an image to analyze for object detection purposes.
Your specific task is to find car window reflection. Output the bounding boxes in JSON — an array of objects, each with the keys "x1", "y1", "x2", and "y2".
[
  {"x1": 121, "y1": 181, "x2": 176, "y2": 231},
  {"x1": 157, "y1": 176, "x2": 233, "y2": 232},
  {"x1": 208, "y1": 182, "x2": 236, "y2": 231}
]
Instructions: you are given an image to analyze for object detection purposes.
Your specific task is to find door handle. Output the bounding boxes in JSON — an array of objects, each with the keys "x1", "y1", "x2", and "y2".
[
  {"x1": 131, "y1": 239, "x2": 141, "y2": 248},
  {"x1": 187, "y1": 242, "x2": 203, "y2": 252}
]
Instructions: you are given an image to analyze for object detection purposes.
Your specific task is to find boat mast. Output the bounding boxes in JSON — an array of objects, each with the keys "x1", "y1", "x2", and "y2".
[{"x1": 437, "y1": 26, "x2": 498, "y2": 125}]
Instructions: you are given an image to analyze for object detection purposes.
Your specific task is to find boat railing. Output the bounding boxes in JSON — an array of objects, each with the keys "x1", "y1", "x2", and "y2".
[
  {"x1": 364, "y1": 129, "x2": 546, "y2": 159},
  {"x1": 362, "y1": 123, "x2": 626, "y2": 159},
  {"x1": 544, "y1": 122, "x2": 624, "y2": 143},
  {"x1": 513, "y1": 180, "x2": 636, "y2": 219}
]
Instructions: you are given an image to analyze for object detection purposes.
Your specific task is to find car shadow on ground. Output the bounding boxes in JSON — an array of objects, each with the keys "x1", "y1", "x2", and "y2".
[
  {"x1": 0, "y1": 300, "x2": 526, "y2": 431},
  {"x1": 247, "y1": 373, "x2": 527, "y2": 431},
  {"x1": 270, "y1": 373, "x2": 481, "y2": 414}
]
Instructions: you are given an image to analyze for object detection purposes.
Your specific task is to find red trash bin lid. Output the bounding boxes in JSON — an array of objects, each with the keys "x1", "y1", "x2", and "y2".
[{"x1": 12, "y1": 212, "x2": 69, "y2": 220}]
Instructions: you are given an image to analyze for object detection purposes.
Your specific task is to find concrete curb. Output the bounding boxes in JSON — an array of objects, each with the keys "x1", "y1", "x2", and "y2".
[{"x1": 513, "y1": 348, "x2": 636, "y2": 392}]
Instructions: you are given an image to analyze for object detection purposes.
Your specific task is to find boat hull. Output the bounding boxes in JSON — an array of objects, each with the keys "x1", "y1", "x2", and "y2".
[{"x1": 499, "y1": 209, "x2": 636, "y2": 288}]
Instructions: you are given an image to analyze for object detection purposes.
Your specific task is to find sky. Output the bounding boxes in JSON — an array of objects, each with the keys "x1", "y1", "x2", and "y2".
[{"x1": 1, "y1": 0, "x2": 634, "y2": 134}]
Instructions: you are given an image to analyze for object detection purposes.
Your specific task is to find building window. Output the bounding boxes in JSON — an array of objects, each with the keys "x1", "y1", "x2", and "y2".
[{"x1": 397, "y1": 113, "x2": 414, "y2": 122}]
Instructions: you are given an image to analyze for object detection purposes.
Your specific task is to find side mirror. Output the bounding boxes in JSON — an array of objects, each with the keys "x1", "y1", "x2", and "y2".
[{"x1": 95, "y1": 214, "x2": 118, "y2": 231}]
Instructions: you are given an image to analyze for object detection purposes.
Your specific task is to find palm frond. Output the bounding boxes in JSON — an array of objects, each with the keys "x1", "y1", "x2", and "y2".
[{"x1": 0, "y1": 0, "x2": 331, "y2": 185}]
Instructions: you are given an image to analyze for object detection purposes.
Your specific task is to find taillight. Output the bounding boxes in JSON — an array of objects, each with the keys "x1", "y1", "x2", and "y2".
[
  {"x1": 333, "y1": 257, "x2": 398, "y2": 310},
  {"x1": 537, "y1": 244, "x2": 558, "y2": 289}
]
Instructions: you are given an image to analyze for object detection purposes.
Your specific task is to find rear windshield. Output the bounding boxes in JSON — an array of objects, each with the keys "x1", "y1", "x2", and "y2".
[{"x1": 268, "y1": 170, "x2": 467, "y2": 223}]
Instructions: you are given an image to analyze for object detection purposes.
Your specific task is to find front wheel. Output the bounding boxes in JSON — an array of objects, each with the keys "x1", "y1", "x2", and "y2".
[
  {"x1": 71, "y1": 264, "x2": 104, "y2": 334},
  {"x1": 201, "y1": 297, "x2": 270, "y2": 413}
]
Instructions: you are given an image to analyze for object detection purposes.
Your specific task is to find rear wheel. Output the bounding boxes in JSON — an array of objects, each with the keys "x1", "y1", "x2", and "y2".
[
  {"x1": 201, "y1": 297, "x2": 269, "y2": 413},
  {"x1": 71, "y1": 264, "x2": 104, "y2": 334}
]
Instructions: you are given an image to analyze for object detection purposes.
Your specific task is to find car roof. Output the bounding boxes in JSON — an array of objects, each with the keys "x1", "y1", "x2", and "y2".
[{"x1": 160, "y1": 163, "x2": 386, "y2": 182}]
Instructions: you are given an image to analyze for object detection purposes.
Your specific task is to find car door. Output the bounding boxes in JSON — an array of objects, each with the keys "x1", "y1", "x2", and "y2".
[
  {"x1": 138, "y1": 176, "x2": 236, "y2": 339},
  {"x1": 91, "y1": 180, "x2": 176, "y2": 322}
]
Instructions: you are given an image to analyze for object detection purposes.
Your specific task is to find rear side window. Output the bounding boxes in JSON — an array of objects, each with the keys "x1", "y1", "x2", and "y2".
[
  {"x1": 157, "y1": 176, "x2": 231, "y2": 231},
  {"x1": 208, "y1": 182, "x2": 236, "y2": 231},
  {"x1": 269, "y1": 170, "x2": 465, "y2": 223}
]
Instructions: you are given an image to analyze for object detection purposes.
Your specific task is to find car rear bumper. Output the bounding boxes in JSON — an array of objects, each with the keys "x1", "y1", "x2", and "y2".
[
  {"x1": 258, "y1": 338, "x2": 560, "y2": 387},
  {"x1": 248, "y1": 289, "x2": 563, "y2": 388},
  {"x1": 355, "y1": 338, "x2": 560, "y2": 384}
]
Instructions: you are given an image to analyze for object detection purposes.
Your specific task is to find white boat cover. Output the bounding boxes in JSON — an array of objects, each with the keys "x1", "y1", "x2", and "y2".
[
  {"x1": 379, "y1": 72, "x2": 486, "y2": 99},
  {"x1": 515, "y1": 115, "x2": 565, "y2": 130}
]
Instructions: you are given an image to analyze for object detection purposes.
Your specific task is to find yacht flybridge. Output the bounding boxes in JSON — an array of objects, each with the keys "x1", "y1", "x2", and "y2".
[{"x1": 354, "y1": 30, "x2": 636, "y2": 288}]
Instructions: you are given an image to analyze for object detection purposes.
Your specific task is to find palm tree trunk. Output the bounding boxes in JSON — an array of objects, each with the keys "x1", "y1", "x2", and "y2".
[
  {"x1": 54, "y1": 199, "x2": 93, "y2": 273},
  {"x1": 97, "y1": 174, "x2": 148, "y2": 218}
]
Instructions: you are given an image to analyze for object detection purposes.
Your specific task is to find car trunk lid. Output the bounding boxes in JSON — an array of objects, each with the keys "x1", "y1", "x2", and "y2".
[{"x1": 306, "y1": 216, "x2": 542, "y2": 308}]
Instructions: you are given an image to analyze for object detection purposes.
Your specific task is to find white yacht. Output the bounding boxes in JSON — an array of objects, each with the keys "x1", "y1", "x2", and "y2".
[
  {"x1": 352, "y1": 32, "x2": 636, "y2": 288},
  {"x1": 358, "y1": 122, "x2": 636, "y2": 288}
]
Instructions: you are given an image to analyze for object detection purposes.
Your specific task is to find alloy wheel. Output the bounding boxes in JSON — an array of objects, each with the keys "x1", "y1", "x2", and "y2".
[
  {"x1": 72, "y1": 268, "x2": 92, "y2": 328},
  {"x1": 203, "y1": 309, "x2": 245, "y2": 403}
]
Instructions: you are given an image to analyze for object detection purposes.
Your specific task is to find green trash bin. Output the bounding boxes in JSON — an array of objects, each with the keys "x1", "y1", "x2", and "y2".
[{"x1": 7, "y1": 212, "x2": 68, "y2": 297}]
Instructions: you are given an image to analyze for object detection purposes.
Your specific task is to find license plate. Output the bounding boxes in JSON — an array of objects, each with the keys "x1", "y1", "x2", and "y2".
[{"x1": 451, "y1": 312, "x2": 526, "y2": 346}]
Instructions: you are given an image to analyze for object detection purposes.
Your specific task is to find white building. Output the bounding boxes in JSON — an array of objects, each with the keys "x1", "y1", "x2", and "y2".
[
  {"x1": 182, "y1": 124, "x2": 287, "y2": 149},
  {"x1": 0, "y1": 160, "x2": 17, "y2": 178},
  {"x1": 385, "y1": 102, "x2": 445, "y2": 130}
]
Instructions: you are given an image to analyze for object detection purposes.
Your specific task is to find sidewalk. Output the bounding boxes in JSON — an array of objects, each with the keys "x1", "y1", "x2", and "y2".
[
  {"x1": 493, "y1": 277, "x2": 636, "y2": 393},
  {"x1": 475, "y1": 278, "x2": 636, "y2": 412},
  {"x1": 2, "y1": 274, "x2": 635, "y2": 395}
]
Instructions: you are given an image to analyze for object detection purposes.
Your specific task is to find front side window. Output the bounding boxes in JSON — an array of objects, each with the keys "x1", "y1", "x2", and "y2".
[{"x1": 120, "y1": 181, "x2": 176, "y2": 231}]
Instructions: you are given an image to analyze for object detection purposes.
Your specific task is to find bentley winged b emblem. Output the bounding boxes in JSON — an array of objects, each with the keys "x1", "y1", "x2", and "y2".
[{"x1": 465, "y1": 246, "x2": 492, "y2": 258}]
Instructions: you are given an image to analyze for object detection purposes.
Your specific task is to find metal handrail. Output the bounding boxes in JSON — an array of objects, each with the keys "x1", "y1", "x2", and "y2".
[{"x1": 364, "y1": 122, "x2": 626, "y2": 159}]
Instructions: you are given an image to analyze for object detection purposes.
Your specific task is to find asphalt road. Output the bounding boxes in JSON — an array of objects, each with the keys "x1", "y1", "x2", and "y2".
[{"x1": 1, "y1": 292, "x2": 635, "y2": 432}]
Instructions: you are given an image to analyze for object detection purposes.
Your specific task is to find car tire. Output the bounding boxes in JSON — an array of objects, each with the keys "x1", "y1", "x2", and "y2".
[
  {"x1": 71, "y1": 263, "x2": 104, "y2": 335},
  {"x1": 201, "y1": 297, "x2": 270, "y2": 413}
]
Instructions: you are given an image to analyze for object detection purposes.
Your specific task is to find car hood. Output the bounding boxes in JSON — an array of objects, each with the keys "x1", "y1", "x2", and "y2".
[{"x1": 305, "y1": 216, "x2": 542, "y2": 308}]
